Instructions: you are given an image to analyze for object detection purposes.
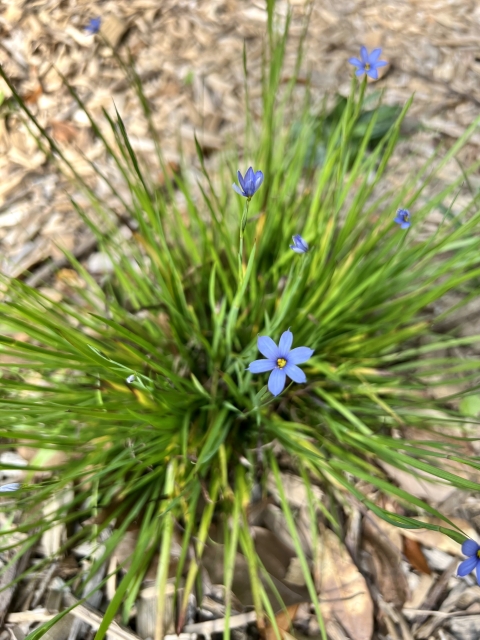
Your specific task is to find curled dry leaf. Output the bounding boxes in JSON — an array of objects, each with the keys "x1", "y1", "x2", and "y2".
[
  {"x1": 319, "y1": 529, "x2": 374, "y2": 640},
  {"x1": 402, "y1": 537, "x2": 431, "y2": 575}
]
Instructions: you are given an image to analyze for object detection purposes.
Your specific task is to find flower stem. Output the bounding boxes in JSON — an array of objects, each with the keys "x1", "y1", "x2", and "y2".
[{"x1": 238, "y1": 199, "x2": 250, "y2": 282}]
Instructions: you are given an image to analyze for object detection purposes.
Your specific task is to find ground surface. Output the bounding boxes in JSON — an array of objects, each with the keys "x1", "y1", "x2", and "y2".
[{"x1": 1, "y1": 1, "x2": 480, "y2": 639}]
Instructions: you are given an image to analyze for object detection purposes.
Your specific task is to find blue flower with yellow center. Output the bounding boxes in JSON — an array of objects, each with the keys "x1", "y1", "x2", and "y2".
[
  {"x1": 247, "y1": 329, "x2": 314, "y2": 397},
  {"x1": 349, "y1": 46, "x2": 387, "y2": 80},
  {"x1": 457, "y1": 539, "x2": 480, "y2": 585},
  {"x1": 394, "y1": 208, "x2": 411, "y2": 229}
]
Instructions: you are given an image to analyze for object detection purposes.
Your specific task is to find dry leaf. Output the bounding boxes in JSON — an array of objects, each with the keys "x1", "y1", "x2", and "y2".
[
  {"x1": 50, "y1": 120, "x2": 79, "y2": 144},
  {"x1": 380, "y1": 462, "x2": 456, "y2": 503},
  {"x1": 319, "y1": 529, "x2": 374, "y2": 640},
  {"x1": 362, "y1": 516, "x2": 409, "y2": 607},
  {"x1": 202, "y1": 524, "x2": 310, "y2": 611},
  {"x1": 22, "y1": 85, "x2": 43, "y2": 105},
  {"x1": 402, "y1": 537, "x2": 431, "y2": 575},
  {"x1": 264, "y1": 604, "x2": 299, "y2": 640},
  {"x1": 402, "y1": 516, "x2": 476, "y2": 556}
]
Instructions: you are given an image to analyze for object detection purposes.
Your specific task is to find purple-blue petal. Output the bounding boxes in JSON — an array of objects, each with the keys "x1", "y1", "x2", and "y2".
[
  {"x1": 0, "y1": 482, "x2": 20, "y2": 492},
  {"x1": 355, "y1": 68, "x2": 365, "y2": 77},
  {"x1": 374, "y1": 60, "x2": 388, "y2": 68},
  {"x1": 290, "y1": 245, "x2": 305, "y2": 253},
  {"x1": 237, "y1": 170, "x2": 245, "y2": 190},
  {"x1": 367, "y1": 68, "x2": 379, "y2": 80},
  {"x1": 278, "y1": 330, "x2": 293, "y2": 355},
  {"x1": 369, "y1": 48, "x2": 383, "y2": 63},
  {"x1": 288, "y1": 346, "x2": 314, "y2": 365},
  {"x1": 233, "y1": 183, "x2": 245, "y2": 196},
  {"x1": 360, "y1": 46, "x2": 369, "y2": 64},
  {"x1": 268, "y1": 368, "x2": 286, "y2": 396},
  {"x1": 349, "y1": 57, "x2": 362, "y2": 67},
  {"x1": 458, "y1": 556, "x2": 479, "y2": 577},
  {"x1": 461, "y1": 539, "x2": 480, "y2": 556},
  {"x1": 291, "y1": 235, "x2": 308, "y2": 252},
  {"x1": 85, "y1": 17, "x2": 101, "y2": 34},
  {"x1": 245, "y1": 166, "x2": 255, "y2": 184},
  {"x1": 257, "y1": 335, "x2": 279, "y2": 360},
  {"x1": 284, "y1": 363, "x2": 307, "y2": 384},
  {"x1": 254, "y1": 171, "x2": 264, "y2": 191},
  {"x1": 476, "y1": 562, "x2": 480, "y2": 586},
  {"x1": 248, "y1": 359, "x2": 276, "y2": 374},
  {"x1": 400, "y1": 222, "x2": 410, "y2": 230}
]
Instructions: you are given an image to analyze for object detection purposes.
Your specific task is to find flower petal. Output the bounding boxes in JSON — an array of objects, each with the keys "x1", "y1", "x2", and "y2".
[
  {"x1": 288, "y1": 346, "x2": 314, "y2": 365},
  {"x1": 369, "y1": 48, "x2": 383, "y2": 63},
  {"x1": 290, "y1": 246, "x2": 305, "y2": 253},
  {"x1": 0, "y1": 482, "x2": 20, "y2": 492},
  {"x1": 257, "y1": 335, "x2": 279, "y2": 360},
  {"x1": 462, "y1": 539, "x2": 480, "y2": 556},
  {"x1": 278, "y1": 329, "x2": 293, "y2": 355},
  {"x1": 355, "y1": 68, "x2": 365, "y2": 77},
  {"x1": 237, "y1": 170, "x2": 245, "y2": 190},
  {"x1": 349, "y1": 57, "x2": 362, "y2": 67},
  {"x1": 248, "y1": 359, "x2": 276, "y2": 374},
  {"x1": 476, "y1": 562, "x2": 480, "y2": 586},
  {"x1": 233, "y1": 183, "x2": 245, "y2": 196},
  {"x1": 458, "y1": 556, "x2": 478, "y2": 577},
  {"x1": 268, "y1": 368, "x2": 286, "y2": 396},
  {"x1": 245, "y1": 166, "x2": 255, "y2": 185},
  {"x1": 254, "y1": 171, "x2": 264, "y2": 191},
  {"x1": 292, "y1": 234, "x2": 308, "y2": 252},
  {"x1": 400, "y1": 222, "x2": 410, "y2": 230},
  {"x1": 360, "y1": 46, "x2": 369, "y2": 64},
  {"x1": 367, "y1": 68, "x2": 379, "y2": 80},
  {"x1": 284, "y1": 363, "x2": 307, "y2": 384},
  {"x1": 375, "y1": 60, "x2": 388, "y2": 68}
]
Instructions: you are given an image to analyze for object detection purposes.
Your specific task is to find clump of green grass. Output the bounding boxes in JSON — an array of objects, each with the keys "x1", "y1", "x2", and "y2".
[{"x1": 1, "y1": 5, "x2": 480, "y2": 638}]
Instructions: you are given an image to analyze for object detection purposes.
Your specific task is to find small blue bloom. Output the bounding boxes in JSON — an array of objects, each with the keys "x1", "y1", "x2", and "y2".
[
  {"x1": 85, "y1": 17, "x2": 101, "y2": 35},
  {"x1": 458, "y1": 539, "x2": 480, "y2": 585},
  {"x1": 394, "y1": 208, "x2": 411, "y2": 229},
  {"x1": 290, "y1": 235, "x2": 309, "y2": 254},
  {"x1": 247, "y1": 329, "x2": 314, "y2": 397},
  {"x1": 349, "y1": 47, "x2": 387, "y2": 80},
  {"x1": 0, "y1": 483, "x2": 20, "y2": 493},
  {"x1": 233, "y1": 167, "x2": 264, "y2": 199}
]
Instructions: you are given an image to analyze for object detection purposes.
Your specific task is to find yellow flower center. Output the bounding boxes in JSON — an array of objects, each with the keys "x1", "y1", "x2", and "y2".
[
  {"x1": 277, "y1": 358, "x2": 287, "y2": 369},
  {"x1": 404, "y1": 212, "x2": 410, "y2": 221},
  {"x1": 364, "y1": 63, "x2": 371, "y2": 70},
  {"x1": 477, "y1": 549, "x2": 480, "y2": 559}
]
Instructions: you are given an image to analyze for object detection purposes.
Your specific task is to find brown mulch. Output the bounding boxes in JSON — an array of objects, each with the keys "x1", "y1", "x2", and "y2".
[{"x1": 1, "y1": 1, "x2": 480, "y2": 639}]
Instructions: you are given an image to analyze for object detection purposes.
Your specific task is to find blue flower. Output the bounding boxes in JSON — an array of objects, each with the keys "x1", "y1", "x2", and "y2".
[
  {"x1": 247, "y1": 329, "x2": 314, "y2": 397},
  {"x1": 85, "y1": 17, "x2": 101, "y2": 35},
  {"x1": 458, "y1": 539, "x2": 480, "y2": 584},
  {"x1": 233, "y1": 167, "x2": 264, "y2": 199},
  {"x1": 349, "y1": 47, "x2": 387, "y2": 80},
  {"x1": 394, "y1": 208, "x2": 411, "y2": 229},
  {"x1": 290, "y1": 235, "x2": 309, "y2": 254}
]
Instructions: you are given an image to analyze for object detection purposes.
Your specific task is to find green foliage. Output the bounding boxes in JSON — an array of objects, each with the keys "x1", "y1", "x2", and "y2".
[{"x1": 0, "y1": 8, "x2": 480, "y2": 636}]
